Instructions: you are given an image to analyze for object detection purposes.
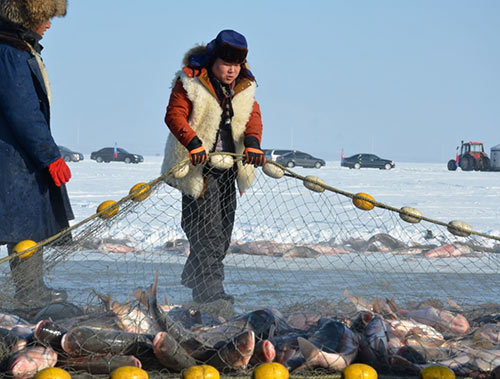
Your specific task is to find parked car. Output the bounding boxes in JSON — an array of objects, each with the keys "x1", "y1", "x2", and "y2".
[
  {"x1": 263, "y1": 149, "x2": 295, "y2": 161},
  {"x1": 58, "y1": 145, "x2": 84, "y2": 162},
  {"x1": 90, "y1": 147, "x2": 144, "y2": 163},
  {"x1": 276, "y1": 151, "x2": 326, "y2": 168},
  {"x1": 341, "y1": 153, "x2": 395, "y2": 170}
]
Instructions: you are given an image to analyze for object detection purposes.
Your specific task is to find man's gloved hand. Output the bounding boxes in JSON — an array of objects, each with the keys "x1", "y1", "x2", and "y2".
[
  {"x1": 244, "y1": 136, "x2": 266, "y2": 167},
  {"x1": 187, "y1": 136, "x2": 207, "y2": 166},
  {"x1": 48, "y1": 157, "x2": 71, "y2": 187}
]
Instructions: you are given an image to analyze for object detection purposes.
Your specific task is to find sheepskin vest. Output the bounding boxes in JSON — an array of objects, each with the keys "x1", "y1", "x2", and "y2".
[{"x1": 161, "y1": 70, "x2": 257, "y2": 198}]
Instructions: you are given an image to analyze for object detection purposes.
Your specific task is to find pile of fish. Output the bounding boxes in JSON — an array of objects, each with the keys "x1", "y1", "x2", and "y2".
[
  {"x1": 94, "y1": 233, "x2": 500, "y2": 259},
  {"x1": 1, "y1": 276, "x2": 500, "y2": 378}
]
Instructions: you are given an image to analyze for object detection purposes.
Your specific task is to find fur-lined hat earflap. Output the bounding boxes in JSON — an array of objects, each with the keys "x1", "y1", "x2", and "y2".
[{"x1": 0, "y1": 0, "x2": 67, "y2": 29}]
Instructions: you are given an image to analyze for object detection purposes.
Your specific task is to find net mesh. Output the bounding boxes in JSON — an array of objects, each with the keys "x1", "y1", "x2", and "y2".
[{"x1": 1, "y1": 155, "x2": 499, "y2": 377}]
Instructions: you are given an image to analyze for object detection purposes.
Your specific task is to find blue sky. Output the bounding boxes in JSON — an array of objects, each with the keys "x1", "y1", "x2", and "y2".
[{"x1": 43, "y1": 1, "x2": 499, "y2": 162}]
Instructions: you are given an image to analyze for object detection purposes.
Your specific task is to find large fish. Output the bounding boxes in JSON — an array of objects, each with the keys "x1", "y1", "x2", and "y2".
[
  {"x1": 111, "y1": 301, "x2": 157, "y2": 335},
  {"x1": 356, "y1": 312, "x2": 401, "y2": 370},
  {"x1": 269, "y1": 333, "x2": 305, "y2": 367},
  {"x1": 473, "y1": 323, "x2": 500, "y2": 345},
  {"x1": 61, "y1": 326, "x2": 153, "y2": 357},
  {"x1": 400, "y1": 306, "x2": 470, "y2": 335},
  {"x1": 7, "y1": 345, "x2": 58, "y2": 379},
  {"x1": 94, "y1": 290, "x2": 156, "y2": 335},
  {"x1": 249, "y1": 339, "x2": 276, "y2": 366},
  {"x1": 294, "y1": 318, "x2": 360, "y2": 372},
  {"x1": 134, "y1": 273, "x2": 214, "y2": 359},
  {"x1": 0, "y1": 328, "x2": 30, "y2": 355},
  {"x1": 286, "y1": 312, "x2": 323, "y2": 331},
  {"x1": 386, "y1": 318, "x2": 444, "y2": 342},
  {"x1": 31, "y1": 302, "x2": 84, "y2": 323},
  {"x1": 396, "y1": 343, "x2": 458, "y2": 364},
  {"x1": 193, "y1": 308, "x2": 291, "y2": 346},
  {"x1": 59, "y1": 354, "x2": 142, "y2": 374},
  {"x1": 134, "y1": 273, "x2": 189, "y2": 338},
  {"x1": 152, "y1": 331, "x2": 196, "y2": 371},
  {"x1": 424, "y1": 243, "x2": 473, "y2": 258},
  {"x1": 227, "y1": 241, "x2": 295, "y2": 257},
  {"x1": 57, "y1": 311, "x2": 122, "y2": 331},
  {"x1": 0, "y1": 312, "x2": 30, "y2": 331},
  {"x1": 204, "y1": 330, "x2": 256, "y2": 372},
  {"x1": 34, "y1": 320, "x2": 67, "y2": 352}
]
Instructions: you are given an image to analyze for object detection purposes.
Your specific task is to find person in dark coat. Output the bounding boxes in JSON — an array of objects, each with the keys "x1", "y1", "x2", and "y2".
[{"x1": 0, "y1": 0, "x2": 73, "y2": 306}]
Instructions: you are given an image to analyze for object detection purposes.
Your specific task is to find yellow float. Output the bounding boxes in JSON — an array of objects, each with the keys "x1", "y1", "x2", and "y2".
[
  {"x1": 252, "y1": 362, "x2": 289, "y2": 379},
  {"x1": 129, "y1": 183, "x2": 151, "y2": 202},
  {"x1": 353, "y1": 192, "x2": 375, "y2": 211},
  {"x1": 420, "y1": 365, "x2": 455, "y2": 379},
  {"x1": 97, "y1": 200, "x2": 119, "y2": 219},
  {"x1": 34, "y1": 367, "x2": 72, "y2": 379},
  {"x1": 182, "y1": 365, "x2": 220, "y2": 379},
  {"x1": 13, "y1": 239, "x2": 38, "y2": 259},
  {"x1": 343, "y1": 363, "x2": 378, "y2": 379},
  {"x1": 110, "y1": 366, "x2": 148, "y2": 379}
]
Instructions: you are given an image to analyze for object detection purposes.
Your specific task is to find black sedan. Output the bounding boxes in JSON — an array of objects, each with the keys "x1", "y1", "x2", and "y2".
[
  {"x1": 341, "y1": 153, "x2": 395, "y2": 170},
  {"x1": 276, "y1": 151, "x2": 326, "y2": 168},
  {"x1": 90, "y1": 147, "x2": 144, "y2": 164},
  {"x1": 58, "y1": 145, "x2": 84, "y2": 162}
]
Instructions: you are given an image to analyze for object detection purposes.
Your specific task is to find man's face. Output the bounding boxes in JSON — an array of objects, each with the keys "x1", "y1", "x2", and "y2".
[
  {"x1": 33, "y1": 20, "x2": 51, "y2": 36},
  {"x1": 211, "y1": 58, "x2": 241, "y2": 85}
]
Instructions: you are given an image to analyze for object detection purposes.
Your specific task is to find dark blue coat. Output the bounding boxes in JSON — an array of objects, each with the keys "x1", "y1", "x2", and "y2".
[{"x1": 0, "y1": 41, "x2": 74, "y2": 244}]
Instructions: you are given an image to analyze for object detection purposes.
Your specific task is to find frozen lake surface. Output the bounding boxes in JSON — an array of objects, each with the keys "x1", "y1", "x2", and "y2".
[{"x1": 1, "y1": 156, "x2": 499, "y2": 312}]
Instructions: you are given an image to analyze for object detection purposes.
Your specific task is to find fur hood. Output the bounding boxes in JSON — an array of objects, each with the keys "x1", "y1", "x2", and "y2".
[
  {"x1": 0, "y1": 0, "x2": 67, "y2": 29},
  {"x1": 182, "y1": 44, "x2": 208, "y2": 67}
]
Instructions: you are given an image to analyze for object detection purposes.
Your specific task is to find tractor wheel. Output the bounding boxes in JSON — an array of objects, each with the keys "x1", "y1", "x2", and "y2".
[
  {"x1": 460, "y1": 155, "x2": 473, "y2": 171},
  {"x1": 447, "y1": 160, "x2": 457, "y2": 171},
  {"x1": 481, "y1": 156, "x2": 491, "y2": 171}
]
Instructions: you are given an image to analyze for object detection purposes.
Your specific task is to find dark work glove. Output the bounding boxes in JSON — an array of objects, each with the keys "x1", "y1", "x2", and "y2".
[
  {"x1": 48, "y1": 157, "x2": 71, "y2": 187},
  {"x1": 187, "y1": 136, "x2": 207, "y2": 166},
  {"x1": 244, "y1": 136, "x2": 266, "y2": 167}
]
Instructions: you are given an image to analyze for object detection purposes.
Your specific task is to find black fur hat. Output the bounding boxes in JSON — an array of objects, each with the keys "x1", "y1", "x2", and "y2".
[
  {"x1": 0, "y1": 0, "x2": 67, "y2": 29},
  {"x1": 213, "y1": 29, "x2": 248, "y2": 64}
]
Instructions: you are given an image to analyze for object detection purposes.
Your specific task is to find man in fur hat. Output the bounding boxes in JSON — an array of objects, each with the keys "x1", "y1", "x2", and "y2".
[
  {"x1": 0, "y1": 0, "x2": 73, "y2": 306},
  {"x1": 162, "y1": 30, "x2": 265, "y2": 304}
]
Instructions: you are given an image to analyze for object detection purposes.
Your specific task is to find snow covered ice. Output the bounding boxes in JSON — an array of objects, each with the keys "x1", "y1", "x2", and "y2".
[{"x1": 1, "y1": 156, "x2": 499, "y2": 311}]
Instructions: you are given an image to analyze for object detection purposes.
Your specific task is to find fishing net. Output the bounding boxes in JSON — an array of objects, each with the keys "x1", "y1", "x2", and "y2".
[{"x1": 0, "y1": 154, "x2": 499, "y2": 378}]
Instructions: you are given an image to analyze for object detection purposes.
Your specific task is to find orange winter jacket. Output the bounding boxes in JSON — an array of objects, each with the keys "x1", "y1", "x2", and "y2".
[{"x1": 164, "y1": 66, "x2": 263, "y2": 148}]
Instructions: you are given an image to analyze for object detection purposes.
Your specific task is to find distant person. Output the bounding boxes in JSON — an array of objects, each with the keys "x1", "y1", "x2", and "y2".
[
  {"x1": 161, "y1": 29, "x2": 265, "y2": 303},
  {"x1": 0, "y1": 0, "x2": 73, "y2": 305}
]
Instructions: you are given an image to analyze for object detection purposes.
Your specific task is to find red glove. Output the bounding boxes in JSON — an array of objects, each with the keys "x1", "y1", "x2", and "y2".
[
  {"x1": 186, "y1": 136, "x2": 207, "y2": 166},
  {"x1": 48, "y1": 157, "x2": 71, "y2": 187}
]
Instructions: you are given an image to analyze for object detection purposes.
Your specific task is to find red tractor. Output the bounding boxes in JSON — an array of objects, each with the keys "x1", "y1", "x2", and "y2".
[{"x1": 448, "y1": 141, "x2": 490, "y2": 171}]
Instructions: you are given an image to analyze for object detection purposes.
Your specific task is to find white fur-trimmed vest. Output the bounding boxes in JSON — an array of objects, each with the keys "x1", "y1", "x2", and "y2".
[{"x1": 161, "y1": 70, "x2": 256, "y2": 198}]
